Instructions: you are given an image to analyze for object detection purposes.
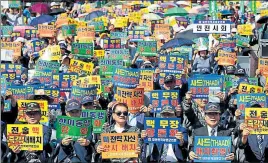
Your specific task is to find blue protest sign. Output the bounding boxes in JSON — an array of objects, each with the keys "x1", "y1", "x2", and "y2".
[
  {"x1": 194, "y1": 136, "x2": 232, "y2": 162},
  {"x1": 150, "y1": 90, "x2": 180, "y2": 112},
  {"x1": 32, "y1": 70, "x2": 53, "y2": 86},
  {"x1": 237, "y1": 93, "x2": 267, "y2": 115},
  {"x1": 105, "y1": 49, "x2": 130, "y2": 60},
  {"x1": 113, "y1": 67, "x2": 140, "y2": 89},
  {"x1": 1, "y1": 76, "x2": 7, "y2": 95},
  {"x1": 31, "y1": 40, "x2": 42, "y2": 52},
  {"x1": 159, "y1": 55, "x2": 186, "y2": 73},
  {"x1": 36, "y1": 60, "x2": 60, "y2": 73},
  {"x1": 44, "y1": 88, "x2": 60, "y2": 110},
  {"x1": 144, "y1": 117, "x2": 181, "y2": 144},
  {"x1": 71, "y1": 86, "x2": 98, "y2": 101},
  {"x1": 7, "y1": 86, "x2": 34, "y2": 99},
  {"x1": 1, "y1": 26, "x2": 13, "y2": 37},
  {"x1": 52, "y1": 73, "x2": 79, "y2": 92},
  {"x1": 1, "y1": 72, "x2": 16, "y2": 82},
  {"x1": 25, "y1": 29, "x2": 38, "y2": 39},
  {"x1": 1, "y1": 63, "x2": 22, "y2": 78}
]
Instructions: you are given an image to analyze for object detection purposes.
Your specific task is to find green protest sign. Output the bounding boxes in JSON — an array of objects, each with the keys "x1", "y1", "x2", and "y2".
[
  {"x1": 71, "y1": 43, "x2": 94, "y2": 56},
  {"x1": 89, "y1": 21, "x2": 105, "y2": 32},
  {"x1": 35, "y1": 60, "x2": 60, "y2": 73},
  {"x1": 209, "y1": 1, "x2": 218, "y2": 20},
  {"x1": 101, "y1": 78, "x2": 112, "y2": 97},
  {"x1": 235, "y1": 35, "x2": 250, "y2": 47},
  {"x1": 81, "y1": 110, "x2": 106, "y2": 133},
  {"x1": 61, "y1": 24, "x2": 77, "y2": 36},
  {"x1": 9, "y1": 1, "x2": 21, "y2": 8},
  {"x1": 100, "y1": 59, "x2": 124, "y2": 76},
  {"x1": 1, "y1": 26, "x2": 13, "y2": 37},
  {"x1": 56, "y1": 116, "x2": 92, "y2": 140},
  {"x1": 137, "y1": 41, "x2": 157, "y2": 56}
]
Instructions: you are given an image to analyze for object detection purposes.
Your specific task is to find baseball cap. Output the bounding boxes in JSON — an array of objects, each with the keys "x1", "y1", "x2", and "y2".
[
  {"x1": 59, "y1": 43, "x2": 67, "y2": 49},
  {"x1": 11, "y1": 79, "x2": 23, "y2": 86},
  {"x1": 81, "y1": 96, "x2": 94, "y2": 105},
  {"x1": 160, "y1": 105, "x2": 175, "y2": 114},
  {"x1": 231, "y1": 28, "x2": 237, "y2": 33},
  {"x1": 246, "y1": 100, "x2": 262, "y2": 108},
  {"x1": 25, "y1": 102, "x2": 41, "y2": 112},
  {"x1": 51, "y1": 2, "x2": 60, "y2": 7},
  {"x1": 234, "y1": 68, "x2": 246, "y2": 76},
  {"x1": 164, "y1": 75, "x2": 176, "y2": 83},
  {"x1": 65, "y1": 99, "x2": 82, "y2": 112},
  {"x1": 205, "y1": 103, "x2": 221, "y2": 113},
  {"x1": 226, "y1": 65, "x2": 236, "y2": 74},
  {"x1": 26, "y1": 78, "x2": 41, "y2": 85},
  {"x1": 14, "y1": 37, "x2": 26, "y2": 43}
]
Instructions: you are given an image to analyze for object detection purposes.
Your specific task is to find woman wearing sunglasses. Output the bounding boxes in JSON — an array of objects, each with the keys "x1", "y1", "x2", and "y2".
[{"x1": 96, "y1": 102, "x2": 142, "y2": 162}]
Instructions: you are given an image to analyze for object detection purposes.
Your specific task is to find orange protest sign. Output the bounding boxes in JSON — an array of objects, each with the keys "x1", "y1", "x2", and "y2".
[
  {"x1": 76, "y1": 26, "x2": 95, "y2": 39},
  {"x1": 101, "y1": 133, "x2": 138, "y2": 159},
  {"x1": 38, "y1": 24, "x2": 56, "y2": 38},
  {"x1": 116, "y1": 87, "x2": 144, "y2": 114},
  {"x1": 217, "y1": 49, "x2": 237, "y2": 66},
  {"x1": 258, "y1": 58, "x2": 268, "y2": 77},
  {"x1": 154, "y1": 24, "x2": 170, "y2": 40},
  {"x1": 1, "y1": 42, "x2": 21, "y2": 57}
]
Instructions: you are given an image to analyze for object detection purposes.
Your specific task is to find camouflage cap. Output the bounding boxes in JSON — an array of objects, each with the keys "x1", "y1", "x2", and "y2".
[{"x1": 25, "y1": 102, "x2": 41, "y2": 112}]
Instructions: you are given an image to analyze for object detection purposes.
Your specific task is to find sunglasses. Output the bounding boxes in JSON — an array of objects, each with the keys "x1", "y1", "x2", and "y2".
[
  {"x1": 114, "y1": 111, "x2": 128, "y2": 117},
  {"x1": 25, "y1": 111, "x2": 41, "y2": 116},
  {"x1": 69, "y1": 110, "x2": 81, "y2": 114},
  {"x1": 34, "y1": 95, "x2": 47, "y2": 100},
  {"x1": 83, "y1": 102, "x2": 93, "y2": 106}
]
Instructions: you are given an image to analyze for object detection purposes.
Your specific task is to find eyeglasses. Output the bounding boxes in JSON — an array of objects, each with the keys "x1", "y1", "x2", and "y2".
[
  {"x1": 25, "y1": 111, "x2": 41, "y2": 116},
  {"x1": 114, "y1": 111, "x2": 128, "y2": 117}
]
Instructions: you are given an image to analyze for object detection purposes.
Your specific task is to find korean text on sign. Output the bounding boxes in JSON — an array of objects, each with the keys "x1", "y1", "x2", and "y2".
[
  {"x1": 150, "y1": 90, "x2": 180, "y2": 112},
  {"x1": 193, "y1": 20, "x2": 231, "y2": 34},
  {"x1": 245, "y1": 108, "x2": 268, "y2": 134},
  {"x1": 81, "y1": 110, "x2": 106, "y2": 133}
]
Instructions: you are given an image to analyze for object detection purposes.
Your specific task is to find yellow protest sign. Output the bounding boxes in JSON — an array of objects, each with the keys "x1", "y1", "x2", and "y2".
[
  {"x1": 84, "y1": 4, "x2": 91, "y2": 13},
  {"x1": 69, "y1": 59, "x2": 94, "y2": 74},
  {"x1": 114, "y1": 17, "x2": 128, "y2": 28},
  {"x1": 46, "y1": 45, "x2": 61, "y2": 60},
  {"x1": 237, "y1": 24, "x2": 253, "y2": 35},
  {"x1": 94, "y1": 50, "x2": 105, "y2": 59},
  {"x1": 7, "y1": 124, "x2": 43, "y2": 150},
  {"x1": 17, "y1": 100, "x2": 48, "y2": 123},
  {"x1": 93, "y1": 16, "x2": 108, "y2": 26},
  {"x1": 154, "y1": 24, "x2": 170, "y2": 40},
  {"x1": 1, "y1": 42, "x2": 22, "y2": 57},
  {"x1": 217, "y1": 49, "x2": 237, "y2": 66},
  {"x1": 260, "y1": 9, "x2": 268, "y2": 17},
  {"x1": 238, "y1": 83, "x2": 263, "y2": 94},
  {"x1": 129, "y1": 12, "x2": 142, "y2": 23},
  {"x1": 245, "y1": 108, "x2": 268, "y2": 134},
  {"x1": 73, "y1": 75, "x2": 101, "y2": 93}
]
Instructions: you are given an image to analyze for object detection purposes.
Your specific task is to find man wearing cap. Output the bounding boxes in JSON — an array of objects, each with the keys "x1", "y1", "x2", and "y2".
[
  {"x1": 141, "y1": 105, "x2": 188, "y2": 162},
  {"x1": 81, "y1": 96, "x2": 95, "y2": 110},
  {"x1": 189, "y1": 103, "x2": 235, "y2": 161},
  {"x1": 57, "y1": 99, "x2": 94, "y2": 163},
  {"x1": 9, "y1": 102, "x2": 52, "y2": 163}
]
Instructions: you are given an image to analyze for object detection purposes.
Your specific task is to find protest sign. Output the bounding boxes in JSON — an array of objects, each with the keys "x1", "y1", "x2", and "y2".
[
  {"x1": 17, "y1": 100, "x2": 48, "y2": 123},
  {"x1": 8, "y1": 1, "x2": 21, "y2": 8},
  {"x1": 113, "y1": 67, "x2": 140, "y2": 89},
  {"x1": 128, "y1": 30, "x2": 145, "y2": 41},
  {"x1": 159, "y1": 55, "x2": 186, "y2": 73},
  {"x1": 137, "y1": 41, "x2": 157, "y2": 56},
  {"x1": 101, "y1": 78, "x2": 112, "y2": 97},
  {"x1": 7, "y1": 86, "x2": 34, "y2": 99},
  {"x1": 235, "y1": 35, "x2": 250, "y2": 47},
  {"x1": 103, "y1": 38, "x2": 121, "y2": 49},
  {"x1": 158, "y1": 72, "x2": 183, "y2": 88},
  {"x1": 150, "y1": 90, "x2": 180, "y2": 112},
  {"x1": 7, "y1": 124, "x2": 43, "y2": 151},
  {"x1": 89, "y1": 21, "x2": 105, "y2": 31},
  {"x1": 44, "y1": 88, "x2": 60, "y2": 110},
  {"x1": 1, "y1": 49, "x2": 13, "y2": 62},
  {"x1": 114, "y1": 17, "x2": 128, "y2": 28},
  {"x1": 52, "y1": 73, "x2": 78, "y2": 92},
  {"x1": 110, "y1": 32, "x2": 128, "y2": 45},
  {"x1": 101, "y1": 133, "x2": 138, "y2": 159},
  {"x1": 218, "y1": 38, "x2": 236, "y2": 48},
  {"x1": 56, "y1": 116, "x2": 92, "y2": 141},
  {"x1": 72, "y1": 43, "x2": 94, "y2": 56},
  {"x1": 238, "y1": 83, "x2": 263, "y2": 94},
  {"x1": 94, "y1": 50, "x2": 105, "y2": 59},
  {"x1": 99, "y1": 59, "x2": 124, "y2": 76},
  {"x1": 36, "y1": 60, "x2": 60, "y2": 73},
  {"x1": 30, "y1": 40, "x2": 42, "y2": 52},
  {"x1": 116, "y1": 87, "x2": 144, "y2": 113},
  {"x1": 11, "y1": 31, "x2": 21, "y2": 40},
  {"x1": 32, "y1": 70, "x2": 53, "y2": 86},
  {"x1": 217, "y1": 49, "x2": 237, "y2": 66},
  {"x1": 69, "y1": 59, "x2": 94, "y2": 75},
  {"x1": 245, "y1": 108, "x2": 268, "y2": 134},
  {"x1": 1, "y1": 42, "x2": 21, "y2": 57},
  {"x1": 4, "y1": 100, "x2": 11, "y2": 112},
  {"x1": 237, "y1": 24, "x2": 253, "y2": 35},
  {"x1": 71, "y1": 86, "x2": 97, "y2": 100},
  {"x1": 150, "y1": 19, "x2": 164, "y2": 32},
  {"x1": 193, "y1": 20, "x2": 231, "y2": 34},
  {"x1": 1, "y1": 63, "x2": 22, "y2": 78},
  {"x1": 105, "y1": 49, "x2": 130, "y2": 60},
  {"x1": 128, "y1": 12, "x2": 142, "y2": 23},
  {"x1": 248, "y1": 77, "x2": 258, "y2": 86},
  {"x1": 1, "y1": 26, "x2": 13, "y2": 37},
  {"x1": 194, "y1": 136, "x2": 232, "y2": 162},
  {"x1": 76, "y1": 26, "x2": 95, "y2": 39},
  {"x1": 61, "y1": 24, "x2": 77, "y2": 36},
  {"x1": 81, "y1": 110, "x2": 106, "y2": 133},
  {"x1": 144, "y1": 117, "x2": 181, "y2": 144},
  {"x1": 236, "y1": 93, "x2": 267, "y2": 115},
  {"x1": 73, "y1": 75, "x2": 101, "y2": 93},
  {"x1": 153, "y1": 24, "x2": 170, "y2": 40},
  {"x1": 139, "y1": 69, "x2": 154, "y2": 92},
  {"x1": 258, "y1": 58, "x2": 268, "y2": 77},
  {"x1": 25, "y1": 29, "x2": 38, "y2": 39},
  {"x1": 38, "y1": 24, "x2": 55, "y2": 38},
  {"x1": 1, "y1": 72, "x2": 16, "y2": 82},
  {"x1": 1, "y1": 76, "x2": 7, "y2": 95},
  {"x1": 260, "y1": 9, "x2": 268, "y2": 17}
]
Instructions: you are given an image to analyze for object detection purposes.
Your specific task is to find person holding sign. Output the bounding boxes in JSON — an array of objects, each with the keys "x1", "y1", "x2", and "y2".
[
  {"x1": 9, "y1": 102, "x2": 52, "y2": 163},
  {"x1": 192, "y1": 45, "x2": 214, "y2": 73},
  {"x1": 96, "y1": 102, "x2": 142, "y2": 162},
  {"x1": 189, "y1": 103, "x2": 235, "y2": 161},
  {"x1": 81, "y1": 95, "x2": 95, "y2": 110},
  {"x1": 57, "y1": 99, "x2": 94, "y2": 163}
]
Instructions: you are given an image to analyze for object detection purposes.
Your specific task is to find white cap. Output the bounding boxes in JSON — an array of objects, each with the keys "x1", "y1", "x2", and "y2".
[
  {"x1": 14, "y1": 37, "x2": 26, "y2": 43},
  {"x1": 231, "y1": 28, "x2": 237, "y2": 33},
  {"x1": 51, "y1": 2, "x2": 60, "y2": 7},
  {"x1": 26, "y1": 3, "x2": 31, "y2": 7},
  {"x1": 176, "y1": 1, "x2": 190, "y2": 6},
  {"x1": 198, "y1": 45, "x2": 208, "y2": 51}
]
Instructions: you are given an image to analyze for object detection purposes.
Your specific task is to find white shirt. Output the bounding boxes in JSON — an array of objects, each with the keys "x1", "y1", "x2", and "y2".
[
  {"x1": 128, "y1": 113, "x2": 137, "y2": 127},
  {"x1": 207, "y1": 126, "x2": 218, "y2": 136},
  {"x1": 166, "y1": 144, "x2": 178, "y2": 162},
  {"x1": 114, "y1": 125, "x2": 125, "y2": 133}
]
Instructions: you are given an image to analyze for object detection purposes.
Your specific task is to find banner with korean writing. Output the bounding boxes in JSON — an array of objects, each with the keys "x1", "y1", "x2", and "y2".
[
  {"x1": 30, "y1": 40, "x2": 42, "y2": 53},
  {"x1": 217, "y1": 49, "x2": 236, "y2": 66},
  {"x1": 113, "y1": 67, "x2": 140, "y2": 89},
  {"x1": 17, "y1": 100, "x2": 48, "y2": 123},
  {"x1": 116, "y1": 87, "x2": 144, "y2": 114},
  {"x1": 245, "y1": 108, "x2": 268, "y2": 134},
  {"x1": 56, "y1": 116, "x2": 92, "y2": 141},
  {"x1": 81, "y1": 110, "x2": 106, "y2": 133},
  {"x1": 159, "y1": 55, "x2": 186, "y2": 73},
  {"x1": 128, "y1": 30, "x2": 145, "y2": 41},
  {"x1": 237, "y1": 24, "x2": 253, "y2": 35},
  {"x1": 38, "y1": 24, "x2": 55, "y2": 38},
  {"x1": 100, "y1": 59, "x2": 124, "y2": 76},
  {"x1": 144, "y1": 117, "x2": 181, "y2": 144},
  {"x1": 72, "y1": 43, "x2": 94, "y2": 56},
  {"x1": 258, "y1": 58, "x2": 268, "y2": 77},
  {"x1": 36, "y1": 60, "x2": 60, "y2": 73},
  {"x1": 69, "y1": 59, "x2": 94, "y2": 75},
  {"x1": 61, "y1": 24, "x2": 76, "y2": 36},
  {"x1": 1, "y1": 72, "x2": 16, "y2": 82},
  {"x1": 44, "y1": 88, "x2": 60, "y2": 109},
  {"x1": 9, "y1": 1, "x2": 21, "y2": 8},
  {"x1": 194, "y1": 136, "x2": 232, "y2": 162},
  {"x1": 237, "y1": 93, "x2": 267, "y2": 115},
  {"x1": 94, "y1": 50, "x2": 105, "y2": 59},
  {"x1": 1, "y1": 42, "x2": 21, "y2": 57},
  {"x1": 150, "y1": 90, "x2": 180, "y2": 112},
  {"x1": 114, "y1": 17, "x2": 128, "y2": 28},
  {"x1": 7, "y1": 86, "x2": 34, "y2": 99},
  {"x1": 154, "y1": 24, "x2": 170, "y2": 40},
  {"x1": 110, "y1": 32, "x2": 128, "y2": 45},
  {"x1": 137, "y1": 41, "x2": 157, "y2": 56},
  {"x1": 1, "y1": 49, "x2": 13, "y2": 62},
  {"x1": 103, "y1": 38, "x2": 121, "y2": 49},
  {"x1": 45, "y1": 45, "x2": 61, "y2": 60},
  {"x1": 11, "y1": 31, "x2": 21, "y2": 40},
  {"x1": 193, "y1": 20, "x2": 231, "y2": 34},
  {"x1": 7, "y1": 124, "x2": 43, "y2": 151},
  {"x1": 139, "y1": 69, "x2": 154, "y2": 92},
  {"x1": 71, "y1": 86, "x2": 97, "y2": 101},
  {"x1": 1, "y1": 63, "x2": 22, "y2": 77},
  {"x1": 73, "y1": 75, "x2": 101, "y2": 93},
  {"x1": 219, "y1": 38, "x2": 236, "y2": 48},
  {"x1": 52, "y1": 73, "x2": 78, "y2": 92},
  {"x1": 101, "y1": 133, "x2": 138, "y2": 159},
  {"x1": 238, "y1": 83, "x2": 263, "y2": 94},
  {"x1": 89, "y1": 21, "x2": 105, "y2": 32},
  {"x1": 25, "y1": 29, "x2": 38, "y2": 39},
  {"x1": 1, "y1": 26, "x2": 13, "y2": 37},
  {"x1": 260, "y1": 9, "x2": 268, "y2": 17},
  {"x1": 76, "y1": 26, "x2": 95, "y2": 39},
  {"x1": 189, "y1": 75, "x2": 224, "y2": 102},
  {"x1": 235, "y1": 35, "x2": 250, "y2": 47},
  {"x1": 105, "y1": 49, "x2": 130, "y2": 60},
  {"x1": 32, "y1": 70, "x2": 53, "y2": 86}
]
